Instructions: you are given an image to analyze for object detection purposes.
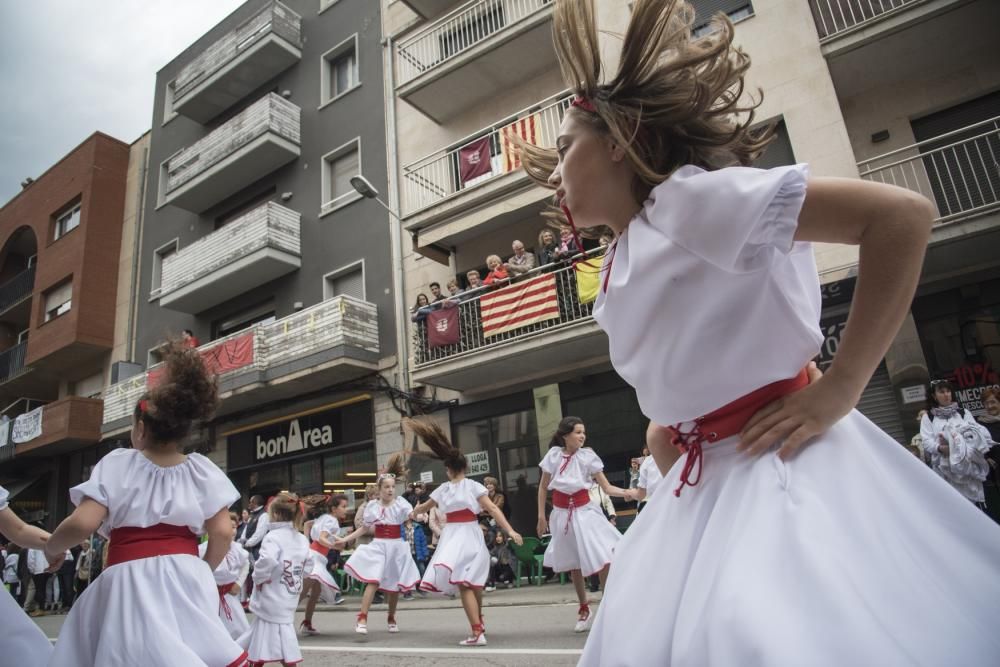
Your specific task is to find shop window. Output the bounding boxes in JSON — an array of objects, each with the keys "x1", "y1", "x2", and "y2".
[
  {"x1": 563, "y1": 387, "x2": 648, "y2": 485},
  {"x1": 323, "y1": 445, "x2": 376, "y2": 496}
]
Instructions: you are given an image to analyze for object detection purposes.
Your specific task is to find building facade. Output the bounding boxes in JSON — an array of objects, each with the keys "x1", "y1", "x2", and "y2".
[{"x1": 384, "y1": 0, "x2": 1000, "y2": 532}]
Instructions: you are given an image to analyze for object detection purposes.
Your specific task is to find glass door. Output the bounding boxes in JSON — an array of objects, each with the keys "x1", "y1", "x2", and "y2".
[{"x1": 495, "y1": 442, "x2": 542, "y2": 535}]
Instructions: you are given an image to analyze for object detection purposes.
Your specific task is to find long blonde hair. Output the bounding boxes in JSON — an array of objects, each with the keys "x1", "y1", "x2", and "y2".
[{"x1": 517, "y1": 0, "x2": 773, "y2": 229}]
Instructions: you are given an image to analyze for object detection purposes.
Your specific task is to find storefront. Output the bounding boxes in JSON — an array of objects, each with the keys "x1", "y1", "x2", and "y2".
[{"x1": 225, "y1": 395, "x2": 377, "y2": 504}]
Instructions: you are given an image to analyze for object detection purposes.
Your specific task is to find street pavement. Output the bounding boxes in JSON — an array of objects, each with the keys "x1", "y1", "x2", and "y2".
[{"x1": 32, "y1": 582, "x2": 595, "y2": 666}]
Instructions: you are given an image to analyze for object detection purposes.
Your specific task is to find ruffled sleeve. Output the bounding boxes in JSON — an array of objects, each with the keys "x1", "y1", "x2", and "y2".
[
  {"x1": 187, "y1": 453, "x2": 240, "y2": 520},
  {"x1": 642, "y1": 164, "x2": 809, "y2": 273},
  {"x1": 538, "y1": 447, "x2": 560, "y2": 475},
  {"x1": 69, "y1": 448, "x2": 127, "y2": 508},
  {"x1": 429, "y1": 483, "x2": 446, "y2": 506},
  {"x1": 582, "y1": 448, "x2": 604, "y2": 476},
  {"x1": 469, "y1": 480, "x2": 488, "y2": 499}
]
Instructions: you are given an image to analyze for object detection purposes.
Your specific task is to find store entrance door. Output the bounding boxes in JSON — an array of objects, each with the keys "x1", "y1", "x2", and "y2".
[{"x1": 495, "y1": 442, "x2": 541, "y2": 535}]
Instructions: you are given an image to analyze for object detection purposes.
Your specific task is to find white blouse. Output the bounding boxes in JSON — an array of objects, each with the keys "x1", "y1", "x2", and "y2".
[
  {"x1": 310, "y1": 514, "x2": 341, "y2": 542},
  {"x1": 361, "y1": 496, "x2": 413, "y2": 527},
  {"x1": 0, "y1": 485, "x2": 8, "y2": 511},
  {"x1": 593, "y1": 164, "x2": 819, "y2": 425},
  {"x1": 637, "y1": 455, "x2": 664, "y2": 498},
  {"x1": 70, "y1": 448, "x2": 239, "y2": 538},
  {"x1": 198, "y1": 540, "x2": 249, "y2": 586},
  {"x1": 430, "y1": 478, "x2": 487, "y2": 514},
  {"x1": 539, "y1": 447, "x2": 604, "y2": 494}
]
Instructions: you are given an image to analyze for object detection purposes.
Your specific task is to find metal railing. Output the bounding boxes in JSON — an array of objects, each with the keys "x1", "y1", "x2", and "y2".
[
  {"x1": 401, "y1": 91, "x2": 570, "y2": 216},
  {"x1": 0, "y1": 342, "x2": 28, "y2": 384},
  {"x1": 0, "y1": 265, "x2": 35, "y2": 313},
  {"x1": 1, "y1": 398, "x2": 47, "y2": 420},
  {"x1": 858, "y1": 116, "x2": 1000, "y2": 225},
  {"x1": 808, "y1": 0, "x2": 923, "y2": 40},
  {"x1": 412, "y1": 247, "x2": 604, "y2": 366},
  {"x1": 395, "y1": 0, "x2": 552, "y2": 87}
]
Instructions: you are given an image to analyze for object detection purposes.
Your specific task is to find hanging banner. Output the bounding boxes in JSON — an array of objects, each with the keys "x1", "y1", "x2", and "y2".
[
  {"x1": 149, "y1": 332, "x2": 255, "y2": 388},
  {"x1": 12, "y1": 406, "x2": 44, "y2": 444},
  {"x1": 427, "y1": 306, "x2": 460, "y2": 348},
  {"x1": 459, "y1": 136, "x2": 492, "y2": 185}
]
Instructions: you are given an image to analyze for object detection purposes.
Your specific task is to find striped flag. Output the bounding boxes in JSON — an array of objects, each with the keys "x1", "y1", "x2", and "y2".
[
  {"x1": 480, "y1": 274, "x2": 560, "y2": 337},
  {"x1": 500, "y1": 113, "x2": 538, "y2": 173}
]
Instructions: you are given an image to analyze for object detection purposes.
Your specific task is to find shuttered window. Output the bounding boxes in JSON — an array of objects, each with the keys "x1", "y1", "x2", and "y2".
[
  {"x1": 44, "y1": 280, "x2": 73, "y2": 322},
  {"x1": 325, "y1": 266, "x2": 365, "y2": 301},
  {"x1": 690, "y1": 0, "x2": 754, "y2": 31}
]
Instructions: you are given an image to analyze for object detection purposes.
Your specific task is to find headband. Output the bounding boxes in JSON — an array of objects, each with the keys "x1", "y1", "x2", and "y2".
[{"x1": 571, "y1": 95, "x2": 597, "y2": 113}]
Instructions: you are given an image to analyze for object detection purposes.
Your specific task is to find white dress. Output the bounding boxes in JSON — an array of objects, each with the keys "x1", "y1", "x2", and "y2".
[
  {"x1": 343, "y1": 497, "x2": 421, "y2": 593},
  {"x1": 420, "y1": 478, "x2": 489, "y2": 594},
  {"x1": 0, "y1": 485, "x2": 53, "y2": 667},
  {"x1": 539, "y1": 447, "x2": 621, "y2": 576},
  {"x1": 238, "y1": 522, "x2": 308, "y2": 665},
  {"x1": 48, "y1": 448, "x2": 247, "y2": 667},
  {"x1": 198, "y1": 541, "x2": 250, "y2": 640},
  {"x1": 581, "y1": 164, "x2": 1000, "y2": 666},
  {"x1": 637, "y1": 455, "x2": 664, "y2": 499},
  {"x1": 920, "y1": 409, "x2": 993, "y2": 502},
  {"x1": 305, "y1": 513, "x2": 341, "y2": 602}
]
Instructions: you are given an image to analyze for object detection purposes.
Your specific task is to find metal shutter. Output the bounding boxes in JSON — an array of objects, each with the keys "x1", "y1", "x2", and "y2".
[
  {"x1": 856, "y1": 362, "x2": 906, "y2": 445},
  {"x1": 331, "y1": 269, "x2": 364, "y2": 301},
  {"x1": 690, "y1": 0, "x2": 753, "y2": 27}
]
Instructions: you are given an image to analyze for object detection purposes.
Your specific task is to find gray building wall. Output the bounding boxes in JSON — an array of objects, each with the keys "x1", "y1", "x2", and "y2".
[{"x1": 138, "y1": 0, "x2": 394, "y2": 366}]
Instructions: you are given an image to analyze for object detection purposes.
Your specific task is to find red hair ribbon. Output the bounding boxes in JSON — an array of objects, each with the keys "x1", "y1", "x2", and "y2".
[
  {"x1": 571, "y1": 95, "x2": 597, "y2": 113},
  {"x1": 138, "y1": 399, "x2": 148, "y2": 414}
]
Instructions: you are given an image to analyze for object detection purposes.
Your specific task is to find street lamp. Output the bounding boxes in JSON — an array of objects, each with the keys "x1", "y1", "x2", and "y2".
[{"x1": 351, "y1": 176, "x2": 401, "y2": 222}]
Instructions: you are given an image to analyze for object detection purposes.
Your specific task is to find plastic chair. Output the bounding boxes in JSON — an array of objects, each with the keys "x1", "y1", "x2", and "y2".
[{"x1": 510, "y1": 536, "x2": 542, "y2": 587}]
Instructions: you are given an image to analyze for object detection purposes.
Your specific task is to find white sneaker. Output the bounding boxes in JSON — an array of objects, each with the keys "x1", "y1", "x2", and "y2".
[
  {"x1": 484, "y1": 585, "x2": 496, "y2": 592},
  {"x1": 298, "y1": 620, "x2": 319, "y2": 636},
  {"x1": 574, "y1": 606, "x2": 593, "y2": 633},
  {"x1": 459, "y1": 632, "x2": 487, "y2": 646},
  {"x1": 355, "y1": 617, "x2": 368, "y2": 635},
  {"x1": 387, "y1": 618, "x2": 399, "y2": 633}
]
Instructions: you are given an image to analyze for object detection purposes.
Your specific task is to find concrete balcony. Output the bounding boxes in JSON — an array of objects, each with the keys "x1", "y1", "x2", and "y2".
[
  {"x1": 12, "y1": 397, "x2": 103, "y2": 458},
  {"x1": 411, "y1": 250, "x2": 609, "y2": 393},
  {"x1": 808, "y1": 0, "x2": 968, "y2": 57},
  {"x1": 160, "y1": 93, "x2": 300, "y2": 213},
  {"x1": 158, "y1": 202, "x2": 301, "y2": 313},
  {"x1": 400, "y1": 0, "x2": 461, "y2": 20},
  {"x1": 395, "y1": 0, "x2": 557, "y2": 122},
  {"x1": 101, "y1": 296, "x2": 380, "y2": 434},
  {"x1": 173, "y1": 1, "x2": 302, "y2": 124}
]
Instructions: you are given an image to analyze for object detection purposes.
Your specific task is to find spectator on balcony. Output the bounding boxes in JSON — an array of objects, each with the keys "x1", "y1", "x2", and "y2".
[
  {"x1": 182, "y1": 329, "x2": 200, "y2": 348},
  {"x1": 446, "y1": 279, "x2": 464, "y2": 298},
  {"x1": 553, "y1": 227, "x2": 581, "y2": 262},
  {"x1": 536, "y1": 228, "x2": 559, "y2": 266},
  {"x1": 410, "y1": 294, "x2": 434, "y2": 323},
  {"x1": 598, "y1": 233, "x2": 614, "y2": 248},
  {"x1": 483, "y1": 255, "x2": 510, "y2": 286},
  {"x1": 465, "y1": 270, "x2": 484, "y2": 293},
  {"x1": 505, "y1": 240, "x2": 536, "y2": 278},
  {"x1": 429, "y1": 282, "x2": 446, "y2": 303}
]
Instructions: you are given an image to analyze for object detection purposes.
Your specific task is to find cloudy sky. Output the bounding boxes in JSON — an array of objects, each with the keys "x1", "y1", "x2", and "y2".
[{"x1": 0, "y1": 1, "x2": 247, "y2": 206}]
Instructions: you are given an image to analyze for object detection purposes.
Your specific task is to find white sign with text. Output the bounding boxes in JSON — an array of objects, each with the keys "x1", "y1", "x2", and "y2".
[{"x1": 467, "y1": 450, "x2": 490, "y2": 476}]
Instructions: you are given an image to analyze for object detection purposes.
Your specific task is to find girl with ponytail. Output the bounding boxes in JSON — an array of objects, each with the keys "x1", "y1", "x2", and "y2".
[{"x1": 405, "y1": 418, "x2": 523, "y2": 647}]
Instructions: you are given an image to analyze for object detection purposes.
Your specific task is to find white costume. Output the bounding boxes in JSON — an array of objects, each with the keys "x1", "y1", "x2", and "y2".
[
  {"x1": 305, "y1": 513, "x2": 341, "y2": 602},
  {"x1": 920, "y1": 407, "x2": 993, "y2": 502},
  {"x1": 0, "y1": 485, "x2": 53, "y2": 667},
  {"x1": 637, "y1": 455, "x2": 664, "y2": 500},
  {"x1": 48, "y1": 449, "x2": 247, "y2": 667},
  {"x1": 539, "y1": 447, "x2": 621, "y2": 576},
  {"x1": 580, "y1": 164, "x2": 1000, "y2": 666},
  {"x1": 198, "y1": 540, "x2": 250, "y2": 640},
  {"x1": 238, "y1": 521, "x2": 308, "y2": 665},
  {"x1": 343, "y1": 497, "x2": 421, "y2": 593},
  {"x1": 420, "y1": 478, "x2": 489, "y2": 594}
]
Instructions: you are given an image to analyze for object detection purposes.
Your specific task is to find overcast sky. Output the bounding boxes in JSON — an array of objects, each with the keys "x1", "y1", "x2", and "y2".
[{"x1": 0, "y1": 1, "x2": 247, "y2": 206}]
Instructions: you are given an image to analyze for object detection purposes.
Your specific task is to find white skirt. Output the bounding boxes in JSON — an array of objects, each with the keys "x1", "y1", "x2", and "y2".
[
  {"x1": 1, "y1": 584, "x2": 52, "y2": 666},
  {"x1": 581, "y1": 410, "x2": 1000, "y2": 667},
  {"x1": 544, "y1": 501, "x2": 620, "y2": 576},
  {"x1": 238, "y1": 617, "x2": 301, "y2": 665},
  {"x1": 305, "y1": 550, "x2": 340, "y2": 603},
  {"x1": 216, "y1": 588, "x2": 250, "y2": 640},
  {"x1": 48, "y1": 553, "x2": 248, "y2": 667},
  {"x1": 343, "y1": 538, "x2": 421, "y2": 594},
  {"x1": 420, "y1": 521, "x2": 489, "y2": 594}
]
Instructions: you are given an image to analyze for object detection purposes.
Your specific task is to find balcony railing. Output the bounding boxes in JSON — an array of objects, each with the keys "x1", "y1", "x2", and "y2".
[
  {"x1": 808, "y1": 0, "x2": 923, "y2": 40},
  {"x1": 413, "y1": 247, "x2": 603, "y2": 366},
  {"x1": 173, "y1": 1, "x2": 302, "y2": 123},
  {"x1": 102, "y1": 295, "x2": 379, "y2": 427},
  {"x1": 858, "y1": 116, "x2": 1000, "y2": 225},
  {"x1": 0, "y1": 342, "x2": 28, "y2": 385},
  {"x1": 401, "y1": 92, "x2": 570, "y2": 216},
  {"x1": 161, "y1": 93, "x2": 301, "y2": 212},
  {"x1": 0, "y1": 265, "x2": 35, "y2": 313},
  {"x1": 395, "y1": 0, "x2": 552, "y2": 87},
  {"x1": 158, "y1": 202, "x2": 301, "y2": 312}
]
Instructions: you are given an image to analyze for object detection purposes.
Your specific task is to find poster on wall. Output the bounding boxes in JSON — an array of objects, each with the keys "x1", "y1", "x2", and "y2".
[
  {"x1": 942, "y1": 362, "x2": 1000, "y2": 418},
  {"x1": 466, "y1": 450, "x2": 490, "y2": 476}
]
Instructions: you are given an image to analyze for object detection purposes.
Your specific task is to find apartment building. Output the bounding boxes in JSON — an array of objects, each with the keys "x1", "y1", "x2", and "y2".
[{"x1": 383, "y1": 0, "x2": 999, "y2": 532}]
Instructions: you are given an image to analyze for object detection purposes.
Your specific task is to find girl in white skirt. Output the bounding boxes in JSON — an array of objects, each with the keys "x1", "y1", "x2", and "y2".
[
  {"x1": 199, "y1": 512, "x2": 250, "y2": 640},
  {"x1": 513, "y1": 1, "x2": 1000, "y2": 664},
  {"x1": 624, "y1": 452, "x2": 664, "y2": 507},
  {"x1": 0, "y1": 484, "x2": 57, "y2": 666},
  {"x1": 405, "y1": 419, "x2": 523, "y2": 646},
  {"x1": 298, "y1": 493, "x2": 348, "y2": 636},
  {"x1": 238, "y1": 492, "x2": 309, "y2": 666},
  {"x1": 43, "y1": 343, "x2": 248, "y2": 667},
  {"x1": 537, "y1": 416, "x2": 628, "y2": 633},
  {"x1": 336, "y1": 454, "x2": 421, "y2": 635}
]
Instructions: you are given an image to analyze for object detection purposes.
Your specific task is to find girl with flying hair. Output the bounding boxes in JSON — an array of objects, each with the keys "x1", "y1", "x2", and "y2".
[{"x1": 515, "y1": 1, "x2": 1000, "y2": 664}]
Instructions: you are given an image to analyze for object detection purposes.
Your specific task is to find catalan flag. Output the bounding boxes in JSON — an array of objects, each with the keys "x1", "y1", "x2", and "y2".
[
  {"x1": 500, "y1": 113, "x2": 538, "y2": 173},
  {"x1": 480, "y1": 273, "x2": 560, "y2": 337}
]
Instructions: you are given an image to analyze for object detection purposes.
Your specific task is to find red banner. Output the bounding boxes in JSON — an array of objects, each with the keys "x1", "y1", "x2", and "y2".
[
  {"x1": 427, "y1": 306, "x2": 460, "y2": 348},
  {"x1": 459, "y1": 136, "x2": 492, "y2": 185},
  {"x1": 148, "y1": 332, "x2": 255, "y2": 388}
]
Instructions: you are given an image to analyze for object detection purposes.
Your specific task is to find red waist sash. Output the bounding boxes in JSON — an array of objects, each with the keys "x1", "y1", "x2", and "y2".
[
  {"x1": 310, "y1": 541, "x2": 330, "y2": 557},
  {"x1": 551, "y1": 489, "x2": 591, "y2": 535},
  {"x1": 106, "y1": 524, "x2": 199, "y2": 567},
  {"x1": 216, "y1": 583, "x2": 235, "y2": 621},
  {"x1": 668, "y1": 367, "x2": 810, "y2": 496},
  {"x1": 446, "y1": 509, "x2": 477, "y2": 523},
  {"x1": 374, "y1": 524, "x2": 402, "y2": 539}
]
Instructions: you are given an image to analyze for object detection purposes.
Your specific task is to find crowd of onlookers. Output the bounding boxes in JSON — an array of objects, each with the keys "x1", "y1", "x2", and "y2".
[{"x1": 3, "y1": 534, "x2": 100, "y2": 616}]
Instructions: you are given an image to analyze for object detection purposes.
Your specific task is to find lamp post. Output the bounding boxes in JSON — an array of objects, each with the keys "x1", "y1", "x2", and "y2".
[{"x1": 351, "y1": 174, "x2": 411, "y2": 396}]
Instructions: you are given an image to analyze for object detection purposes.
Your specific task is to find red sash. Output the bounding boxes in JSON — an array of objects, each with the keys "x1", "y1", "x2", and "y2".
[
  {"x1": 446, "y1": 509, "x2": 478, "y2": 523},
  {"x1": 216, "y1": 583, "x2": 234, "y2": 621},
  {"x1": 309, "y1": 541, "x2": 330, "y2": 557},
  {"x1": 551, "y1": 489, "x2": 590, "y2": 509},
  {"x1": 106, "y1": 524, "x2": 198, "y2": 567},
  {"x1": 374, "y1": 524, "x2": 402, "y2": 539}
]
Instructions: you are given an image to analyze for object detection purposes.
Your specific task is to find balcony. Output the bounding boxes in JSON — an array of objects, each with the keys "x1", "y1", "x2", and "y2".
[
  {"x1": 809, "y1": 0, "x2": 966, "y2": 56},
  {"x1": 173, "y1": 2, "x2": 302, "y2": 124},
  {"x1": 12, "y1": 397, "x2": 103, "y2": 458},
  {"x1": 158, "y1": 202, "x2": 301, "y2": 313},
  {"x1": 400, "y1": 0, "x2": 460, "y2": 20},
  {"x1": 0, "y1": 342, "x2": 28, "y2": 386},
  {"x1": 0, "y1": 265, "x2": 35, "y2": 320},
  {"x1": 411, "y1": 250, "x2": 609, "y2": 392},
  {"x1": 160, "y1": 93, "x2": 301, "y2": 213},
  {"x1": 402, "y1": 92, "x2": 569, "y2": 242},
  {"x1": 101, "y1": 296, "x2": 380, "y2": 433},
  {"x1": 395, "y1": 0, "x2": 557, "y2": 122}
]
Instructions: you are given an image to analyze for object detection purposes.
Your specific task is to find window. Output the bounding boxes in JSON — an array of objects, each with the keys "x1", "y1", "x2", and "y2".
[
  {"x1": 72, "y1": 371, "x2": 105, "y2": 399},
  {"x1": 163, "y1": 80, "x2": 178, "y2": 125},
  {"x1": 321, "y1": 35, "x2": 360, "y2": 107},
  {"x1": 324, "y1": 263, "x2": 365, "y2": 301},
  {"x1": 54, "y1": 204, "x2": 81, "y2": 240},
  {"x1": 43, "y1": 280, "x2": 73, "y2": 322},
  {"x1": 321, "y1": 139, "x2": 362, "y2": 216},
  {"x1": 690, "y1": 0, "x2": 755, "y2": 36},
  {"x1": 151, "y1": 239, "x2": 178, "y2": 298},
  {"x1": 213, "y1": 300, "x2": 276, "y2": 339}
]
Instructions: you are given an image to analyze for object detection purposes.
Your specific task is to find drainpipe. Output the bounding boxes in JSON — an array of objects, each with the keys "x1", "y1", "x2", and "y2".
[{"x1": 126, "y1": 143, "x2": 149, "y2": 364}]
